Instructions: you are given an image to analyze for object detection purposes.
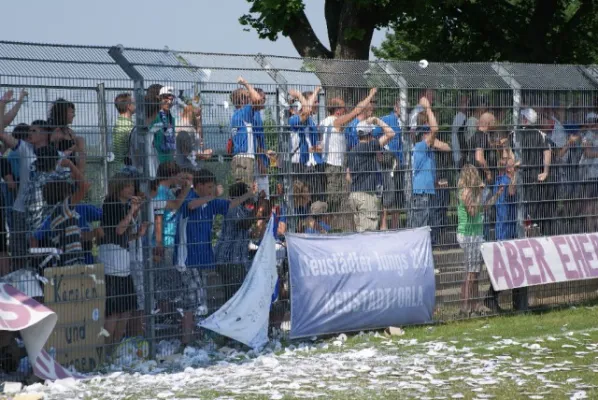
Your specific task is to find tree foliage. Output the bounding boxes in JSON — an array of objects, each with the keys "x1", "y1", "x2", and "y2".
[
  {"x1": 239, "y1": 0, "x2": 409, "y2": 59},
  {"x1": 240, "y1": 0, "x2": 598, "y2": 63},
  {"x1": 373, "y1": 0, "x2": 598, "y2": 63}
]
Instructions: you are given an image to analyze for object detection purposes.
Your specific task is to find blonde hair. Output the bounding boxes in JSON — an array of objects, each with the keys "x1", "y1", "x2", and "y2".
[{"x1": 458, "y1": 164, "x2": 483, "y2": 194}]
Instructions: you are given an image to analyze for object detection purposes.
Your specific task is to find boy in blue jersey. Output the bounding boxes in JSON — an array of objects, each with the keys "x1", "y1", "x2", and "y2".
[
  {"x1": 374, "y1": 100, "x2": 404, "y2": 229},
  {"x1": 230, "y1": 77, "x2": 266, "y2": 187},
  {"x1": 177, "y1": 168, "x2": 256, "y2": 344}
]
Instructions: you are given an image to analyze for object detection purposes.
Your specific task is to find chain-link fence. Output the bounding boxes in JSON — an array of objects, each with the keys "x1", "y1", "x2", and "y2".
[{"x1": 1, "y1": 40, "x2": 598, "y2": 378}]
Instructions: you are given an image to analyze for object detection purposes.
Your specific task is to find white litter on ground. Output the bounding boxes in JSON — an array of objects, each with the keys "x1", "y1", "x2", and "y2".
[{"x1": 16, "y1": 329, "x2": 598, "y2": 400}]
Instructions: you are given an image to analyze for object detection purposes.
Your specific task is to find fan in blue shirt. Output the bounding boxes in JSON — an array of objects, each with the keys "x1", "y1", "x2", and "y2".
[
  {"x1": 34, "y1": 203, "x2": 102, "y2": 265},
  {"x1": 177, "y1": 169, "x2": 256, "y2": 269}
]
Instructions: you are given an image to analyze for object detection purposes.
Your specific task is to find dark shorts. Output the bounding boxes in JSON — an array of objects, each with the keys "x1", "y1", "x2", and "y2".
[
  {"x1": 106, "y1": 275, "x2": 137, "y2": 316},
  {"x1": 382, "y1": 168, "x2": 405, "y2": 210}
]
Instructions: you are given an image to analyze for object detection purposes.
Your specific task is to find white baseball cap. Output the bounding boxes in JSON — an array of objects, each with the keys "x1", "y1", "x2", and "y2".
[
  {"x1": 356, "y1": 121, "x2": 375, "y2": 137},
  {"x1": 159, "y1": 86, "x2": 175, "y2": 97},
  {"x1": 520, "y1": 108, "x2": 538, "y2": 125}
]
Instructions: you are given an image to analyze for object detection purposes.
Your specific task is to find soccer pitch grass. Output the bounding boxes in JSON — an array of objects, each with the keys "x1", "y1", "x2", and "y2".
[{"x1": 21, "y1": 305, "x2": 598, "y2": 400}]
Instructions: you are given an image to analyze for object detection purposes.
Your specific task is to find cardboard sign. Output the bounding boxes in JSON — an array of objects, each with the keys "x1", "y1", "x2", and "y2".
[{"x1": 43, "y1": 264, "x2": 106, "y2": 372}]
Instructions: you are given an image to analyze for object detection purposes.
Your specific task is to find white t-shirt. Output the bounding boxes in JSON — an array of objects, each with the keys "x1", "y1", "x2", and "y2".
[
  {"x1": 13, "y1": 140, "x2": 36, "y2": 213},
  {"x1": 320, "y1": 116, "x2": 346, "y2": 167},
  {"x1": 581, "y1": 130, "x2": 598, "y2": 179}
]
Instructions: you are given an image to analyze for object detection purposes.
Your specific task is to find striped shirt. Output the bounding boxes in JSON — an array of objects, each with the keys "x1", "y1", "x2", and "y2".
[{"x1": 49, "y1": 197, "x2": 84, "y2": 266}]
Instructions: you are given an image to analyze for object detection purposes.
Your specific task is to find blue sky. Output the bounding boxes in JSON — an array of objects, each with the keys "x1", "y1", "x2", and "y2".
[{"x1": 3, "y1": 0, "x2": 386, "y2": 57}]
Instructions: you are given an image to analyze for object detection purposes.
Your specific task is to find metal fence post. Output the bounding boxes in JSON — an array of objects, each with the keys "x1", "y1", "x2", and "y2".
[
  {"x1": 96, "y1": 83, "x2": 109, "y2": 198},
  {"x1": 383, "y1": 62, "x2": 412, "y2": 206},
  {"x1": 109, "y1": 45, "x2": 156, "y2": 358}
]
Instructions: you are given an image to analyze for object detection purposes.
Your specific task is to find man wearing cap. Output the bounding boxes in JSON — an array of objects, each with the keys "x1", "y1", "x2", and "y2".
[
  {"x1": 149, "y1": 86, "x2": 177, "y2": 168},
  {"x1": 304, "y1": 201, "x2": 331, "y2": 234},
  {"x1": 512, "y1": 107, "x2": 552, "y2": 311},
  {"x1": 346, "y1": 117, "x2": 395, "y2": 232}
]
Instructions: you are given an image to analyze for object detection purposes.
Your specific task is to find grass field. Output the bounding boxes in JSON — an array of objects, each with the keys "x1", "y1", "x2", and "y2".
[{"x1": 17, "y1": 306, "x2": 598, "y2": 400}]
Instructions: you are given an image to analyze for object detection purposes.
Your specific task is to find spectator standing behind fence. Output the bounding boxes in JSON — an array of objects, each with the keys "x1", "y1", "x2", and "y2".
[
  {"x1": 346, "y1": 118, "x2": 395, "y2": 232},
  {"x1": 230, "y1": 77, "x2": 265, "y2": 187},
  {"x1": 304, "y1": 201, "x2": 331, "y2": 234},
  {"x1": 111, "y1": 93, "x2": 136, "y2": 175},
  {"x1": 214, "y1": 182, "x2": 256, "y2": 304},
  {"x1": 409, "y1": 98, "x2": 448, "y2": 235},
  {"x1": 451, "y1": 95, "x2": 470, "y2": 168},
  {"x1": 48, "y1": 98, "x2": 86, "y2": 174},
  {"x1": 0, "y1": 156, "x2": 15, "y2": 276},
  {"x1": 344, "y1": 92, "x2": 378, "y2": 152},
  {"x1": 457, "y1": 164, "x2": 503, "y2": 317},
  {"x1": 554, "y1": 124, "x2": 583, "y2": 234},
  {"x1": 34, "y1": 174, "x2": 91, "y2": 266},
  {"x1": 150, "y1": 161, "x2": 192, "y2": 319},
  {"x1": 150, "y1": 87, "x2": 177, "y2": 167},
  {"x1": 175, "y1": 104, "x2": 212, "y2": 171},
  {"x1": 126, "y1": 84, "x2": 162, "y2": 174},
  {"x1": 485, "y1": 157, "x2": 518, "y2": 312},
  {"x1": 319, "y1": 89, "x2": 378, "y2": 224},
  {"x1": 175, "y1": 169, "x2": 255, "y2": 343},
  {"x1": 23, "y1": 146, "x2": 72, "y2": 237},
  {"x1": 98, "y1": 174, "x2": 148, "y2": 349},
  {"x1": 34, "y1": 203, "x2": 103, "y2": 265},
  {"x1": 0, "y1": 91, "x2": 47, "y2": 269},
  {"x1": 252, "y1": 88, "x2": 276, "y2": 198},
  {"x1": 288, "y1": 88, "x2": 323, "y2": 195},
  {"x1": 513, "y1": 108, "x2": 551, "y2": 311},
  {"x1": 579, "y1": 113, "x2": 598, "y2": 233},
  {"x1": 374, "y1": 99, "x2": 404, "y2": 230}
]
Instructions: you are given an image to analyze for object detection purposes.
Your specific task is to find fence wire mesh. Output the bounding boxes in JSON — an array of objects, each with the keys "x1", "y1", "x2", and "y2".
[{"x1": 1, "y1": 40, "x2": 598, "y2": 379}]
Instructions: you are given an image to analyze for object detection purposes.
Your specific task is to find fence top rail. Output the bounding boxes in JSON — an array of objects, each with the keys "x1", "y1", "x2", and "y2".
[{"x1": 1, "y1": 40, "x2": 598, "y2": 90}]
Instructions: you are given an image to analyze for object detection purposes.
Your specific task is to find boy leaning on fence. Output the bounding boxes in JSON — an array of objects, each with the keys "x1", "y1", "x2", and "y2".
[{"x1": 175, "y1": 169, "x2": 257, "y2": 344}]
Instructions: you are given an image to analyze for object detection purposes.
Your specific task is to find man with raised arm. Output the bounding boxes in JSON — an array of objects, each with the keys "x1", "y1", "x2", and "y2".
[
  {"x1": 409, "y1": 96, "x2": 448, "y2": 230},
  {"x1": 287, "y1": 87, "x2": 322, "y2": 189},
  {"x1": 230, "y1": 76, "x2": 265, "y2": 187},
  {"x1": 0, "y1": 90, "x2": 52, "y2": 269},
  {"x1": 319, "y1": 89, "x2": 378, "y2": 218},
  {"x1": 346, "y1": 117, "x2": 395, "y2": 232}
]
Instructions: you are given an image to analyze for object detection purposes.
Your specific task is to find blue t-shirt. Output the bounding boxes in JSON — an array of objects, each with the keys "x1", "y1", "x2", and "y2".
[
  {"x1": 373, "y1": 112, "x2": 403, "y2": 165},
  {"x1": 231, "y1": 105, "x2": 256, "y2": 155},
  {"x1": 412, "y1": 140, "x2": 436, "y2": 195},
  {"x1": 35, "y1": 203, "x2": 102, "y2": 265},
  {"x1": 304, "y1": 221, "x2": 331, "y2": 234},
  {"x1": 344, "y1": 118, "x2": 360, "y2": 151},
  {"x1": 152, "y1": 184, "x2": 177, "y2": 247},
  {"x1": 181, "y1": 191, "x2": 230, "y2": 269},
  {"x1": 8, "y1": 151, "x2": 20, "y2": 181},
  {"x1": 494, "y1": 174, "x2": 517, "y2": 240}
]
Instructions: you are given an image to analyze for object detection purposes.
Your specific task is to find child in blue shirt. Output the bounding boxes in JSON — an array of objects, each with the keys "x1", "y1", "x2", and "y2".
[{"x1": 177, "y1": 168, "x2": 255, "y2": 344}]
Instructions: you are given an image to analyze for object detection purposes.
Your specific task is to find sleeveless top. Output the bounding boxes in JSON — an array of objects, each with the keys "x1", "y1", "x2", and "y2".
[{"x1": 457, "y1": 189, "x2": 483, "y2": 236}]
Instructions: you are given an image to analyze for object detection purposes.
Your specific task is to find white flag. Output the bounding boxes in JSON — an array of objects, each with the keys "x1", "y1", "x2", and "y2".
[{"x1": 200, "y1": 216, "x2": 278, "y2": 349}]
